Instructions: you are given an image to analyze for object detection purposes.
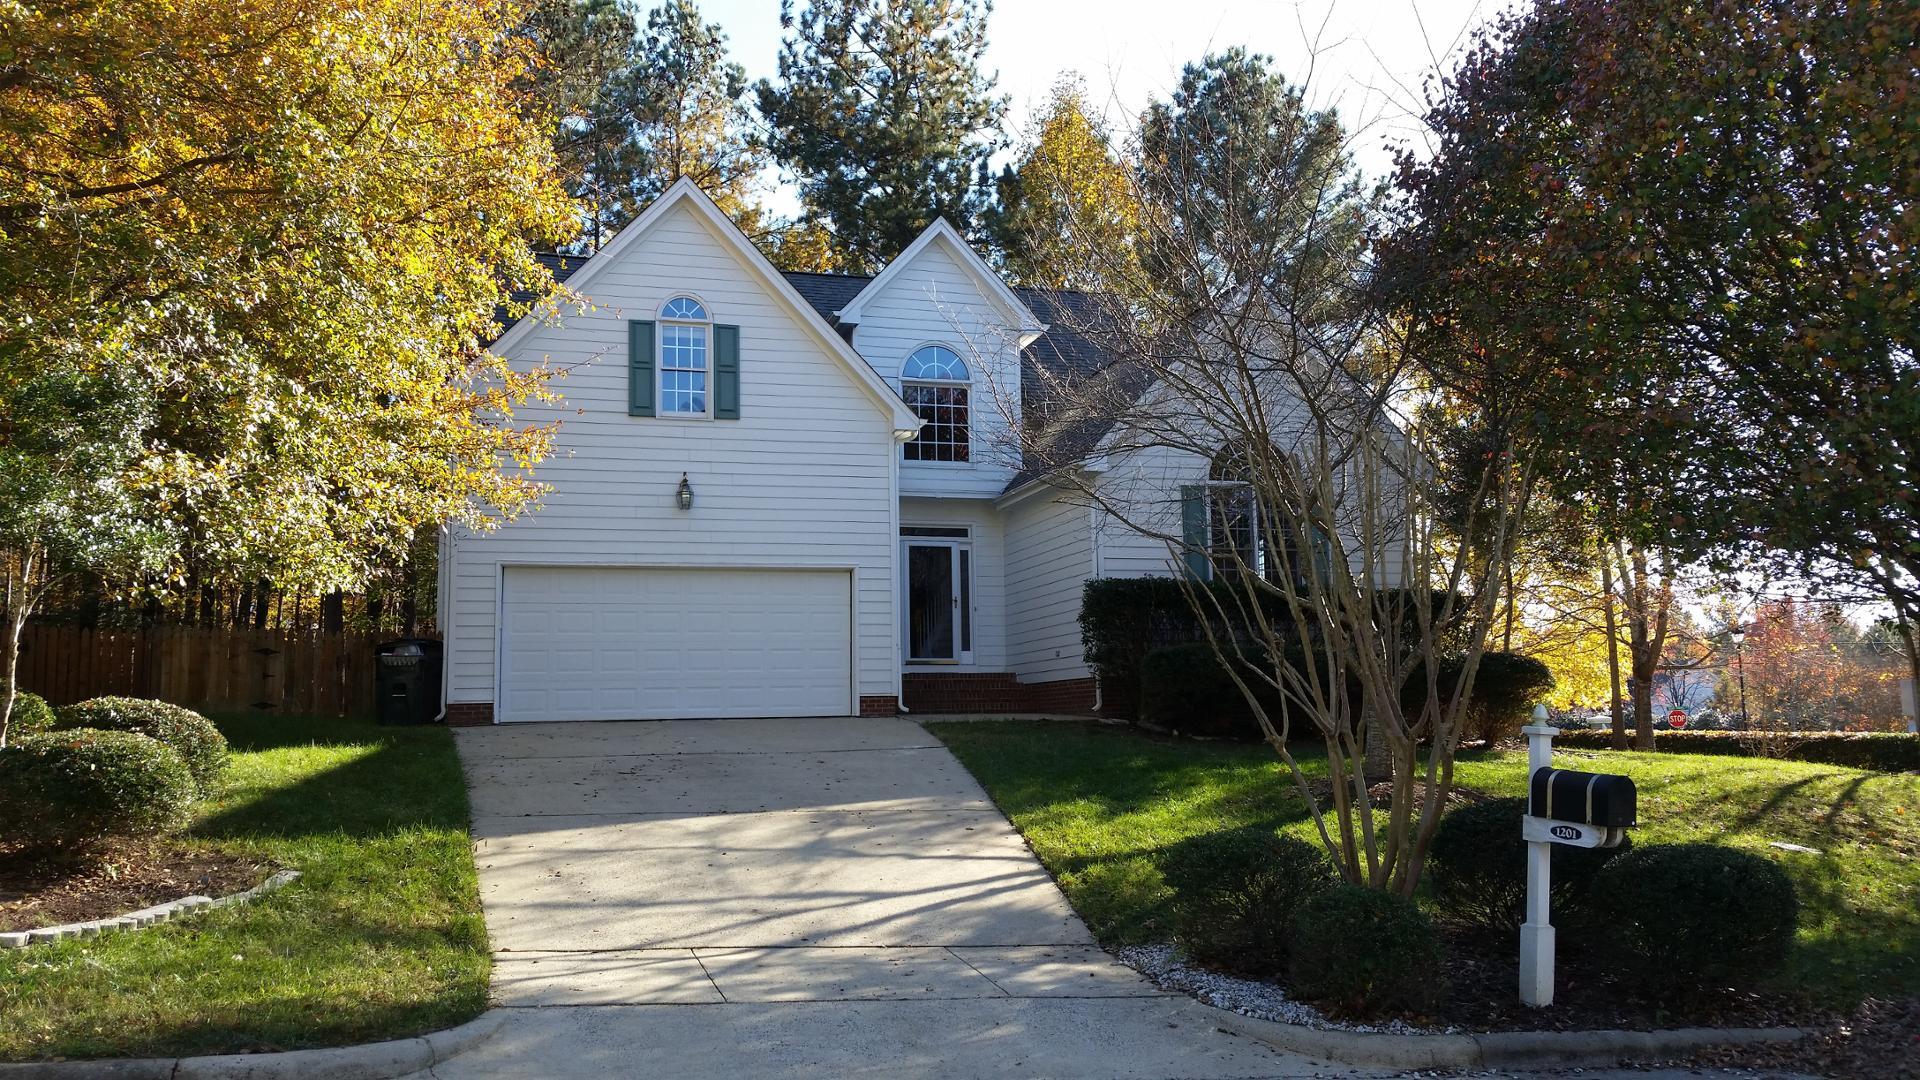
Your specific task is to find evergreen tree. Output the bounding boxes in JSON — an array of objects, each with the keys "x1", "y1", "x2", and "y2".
[
  {"x1": 1138, "y1": 49, "x2": 1364, "y2": 316},
  {"x1": 988, "y1": 76, "x2": 1137, "y2": 290},
  {"x1": 756, "y1": 0, "x2": 1006, "y2": 273},
  {"x1": 528, "y1": 0, "x2": 764, "y2": 250}
]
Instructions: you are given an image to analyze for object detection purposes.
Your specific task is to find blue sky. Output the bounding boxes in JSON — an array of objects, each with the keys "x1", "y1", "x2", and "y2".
[{"x1": 701, "y1": 0, "x2": 1504, "y2": 204}]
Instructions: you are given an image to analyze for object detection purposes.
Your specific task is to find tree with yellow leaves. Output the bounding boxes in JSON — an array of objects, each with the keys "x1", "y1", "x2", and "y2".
[
  {"x1": 987, "y1": 76, "x2": 1139, "y2": 290},
  {"x1": 0, "y1": 0, "x2": 577, "y2": 742}
]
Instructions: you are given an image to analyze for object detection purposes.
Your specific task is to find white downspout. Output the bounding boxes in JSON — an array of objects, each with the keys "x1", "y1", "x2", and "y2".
[{"x1": 432, "y1": 524, "x2": 452, "y2": 723}]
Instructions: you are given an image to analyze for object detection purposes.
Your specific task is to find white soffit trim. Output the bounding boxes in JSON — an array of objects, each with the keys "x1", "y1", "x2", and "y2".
[
  {"x1": 835, "y1": 218, "x2": 1048, "y2": 342},
  {"x1": 491, "y1": 178, "x2": 921, "y2": 432}
]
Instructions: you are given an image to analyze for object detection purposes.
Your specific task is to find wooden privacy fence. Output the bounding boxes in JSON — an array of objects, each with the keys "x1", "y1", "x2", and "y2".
[{"x1": 17, "y1": 624, "x2": 392, "y2": 718}]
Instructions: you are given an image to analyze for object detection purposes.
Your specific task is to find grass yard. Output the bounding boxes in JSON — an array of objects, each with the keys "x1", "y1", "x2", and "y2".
[
  {"x1": 0, "y1": 714, "x2": 488, "y2": 1061},
  {"x1": 928, "y1": 719, "x2": 1920, "y2": 1008}
]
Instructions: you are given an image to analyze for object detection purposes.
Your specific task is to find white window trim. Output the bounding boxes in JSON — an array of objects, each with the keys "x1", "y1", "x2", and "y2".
[
  {"x1": 901, "y1": 344, "x2": 972, "y2": 464},
  {"x1": 658, "y1": 295, "x2": 713, "y2": 420}
]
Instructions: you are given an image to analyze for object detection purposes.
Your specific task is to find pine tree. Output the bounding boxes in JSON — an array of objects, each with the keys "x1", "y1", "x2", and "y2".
[
  {"x1": 756, "y1": 0, "x2": 1006, "y2": 273},
  {"x1": 987, "y1": 76, "x2": 1137, "y2": 290},
  {"x1": 528, "y1": 0, "x2": 764, "y2": 250},
  {"x1": 1139, "y1": 49, "x2": 1364, "y2": 315}
]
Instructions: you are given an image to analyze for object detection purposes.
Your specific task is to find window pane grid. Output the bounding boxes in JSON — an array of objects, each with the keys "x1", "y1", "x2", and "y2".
[
  {"x1": 660, "y1": 322, "x2": 707, "y2": 415},
  {"x1": 903, "y1": 383, "x2": 969, "y2": 462},
  {"x1": 902, "y1": 345, "x2": 969, "y2": 381}
]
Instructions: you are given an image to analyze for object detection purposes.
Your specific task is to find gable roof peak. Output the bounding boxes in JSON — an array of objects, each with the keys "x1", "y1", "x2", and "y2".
[{"x1": 833, "y1": 218, "x2": 1046, "y2": 336}]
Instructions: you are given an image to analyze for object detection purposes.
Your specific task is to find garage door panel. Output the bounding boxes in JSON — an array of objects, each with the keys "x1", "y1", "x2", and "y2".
[{"x1": 500, "y1": 566, "x2": 853, "y2": 722}]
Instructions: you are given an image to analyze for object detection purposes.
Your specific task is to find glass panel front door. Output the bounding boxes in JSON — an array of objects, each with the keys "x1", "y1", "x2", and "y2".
[{"x1": 906, "y1": 543, "x2": 957, "y2": 661}]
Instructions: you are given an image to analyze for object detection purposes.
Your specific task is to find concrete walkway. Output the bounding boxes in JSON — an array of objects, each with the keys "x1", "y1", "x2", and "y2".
[{"x1": 431, "y1": 716, "x2": 1371, "y2": 1079}]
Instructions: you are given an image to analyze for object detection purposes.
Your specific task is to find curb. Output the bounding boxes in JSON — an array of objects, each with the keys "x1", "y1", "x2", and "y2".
[
  {"x1": 0, "y1": 1011, "x2": 504, "y2": 1080},
  {"x1": 0, "y1": 871, "x2": 302, "y2": 950},
  {"x1": 1209, "y1": 1010, "x2": 1808, "y2": 1069}
]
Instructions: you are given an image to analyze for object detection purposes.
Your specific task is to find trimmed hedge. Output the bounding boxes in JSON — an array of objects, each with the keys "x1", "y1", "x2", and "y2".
[
  {"x1": 1081, "y1": 578, "x2": 1292, "y2": 719},
  {"x1": 60, "y1": 697, "x2": 229, "y2": 793},
  {"x1": 0, "y1": 729, "x2": 197, "y2": 850},
  {"x1": 6, "y1": 690, "x2": 58, "y2": 737},
  {"x1": 1138, "y1": 642, "x2": 1272, "y2": 738},
  {"x1": 1427, "y1": 796, "x2": 1625, "y2": 933},
  {"x1": 1554, "y1": 728, "x2": 1919, "y2": 772},
  {"x1": 1159, "y1": 827, "x2": 1335, "y2": 973},
  {"x1": 1590, "y1": 843, "x2": 1799, "y2": 995},
  {"x1": 1290, "y1": 885, "x2": 1445, "y2": 1016}
]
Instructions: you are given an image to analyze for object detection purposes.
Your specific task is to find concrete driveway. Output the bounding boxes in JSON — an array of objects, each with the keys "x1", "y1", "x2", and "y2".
[{"x1": 432, "y1": 716, "x2": 1368, "y2": 1079}]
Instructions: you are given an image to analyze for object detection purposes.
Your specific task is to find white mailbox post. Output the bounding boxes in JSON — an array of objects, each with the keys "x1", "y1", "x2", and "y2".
[
  {"x1": 1518, "y1": 707, "x2": 1557, "y2": 1008},
  {"x1": 1518, "y1": 704, "x2": 1636, "y2": 1008}
]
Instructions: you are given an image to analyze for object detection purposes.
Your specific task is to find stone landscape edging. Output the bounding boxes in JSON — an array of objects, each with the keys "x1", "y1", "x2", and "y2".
[
  {"x1": 0, "y1": 870, "x2": 302, "y2": 950},
  {"x1": 0, "y1": 1011, "x2": 503, "y2": 1080},
  {"x1": 1208, "y1": 1008, "x2": 1808, "y2": 1070}
]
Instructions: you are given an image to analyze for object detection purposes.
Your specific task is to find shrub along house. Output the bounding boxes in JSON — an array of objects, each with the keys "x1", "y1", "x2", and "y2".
[{"x1": 439, "y1": 180, "x2": 1332, "y2": 723}]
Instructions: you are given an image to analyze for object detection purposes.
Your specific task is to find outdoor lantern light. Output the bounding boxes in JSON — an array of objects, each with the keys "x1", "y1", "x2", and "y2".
[
  {"x1": 1729, "y1": 625, "x2": 1746, "y2": 645},
  {"x1": 676, "y1": 473, "x2": 694, "y2": 511}
]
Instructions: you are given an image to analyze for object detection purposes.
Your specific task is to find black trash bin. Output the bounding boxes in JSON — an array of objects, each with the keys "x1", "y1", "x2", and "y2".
[{"x1": 375, "y1": 638, "x2": 444, "y2": 725}]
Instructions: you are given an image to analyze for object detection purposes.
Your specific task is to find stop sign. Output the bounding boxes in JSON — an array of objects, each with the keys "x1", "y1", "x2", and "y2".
[{"x1": 1668, "y1": 709, "x2": 1687, "y2": 729}]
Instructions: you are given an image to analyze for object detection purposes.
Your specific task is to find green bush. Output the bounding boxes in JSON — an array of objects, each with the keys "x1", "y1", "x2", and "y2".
[
  {"x1": 1427, "y1": 796, "x2": 1625, "y2": 934},
  {"x1": 60, "y1": 697, "x2": 228, "y2": 793},
  {"x1": 0, "y1": 729, "x2": 196, "y2": 850},
  {"x1": 1553, "y1": 728, "x2": 1920, "y2": 772},
  {"x1": 1159, "y1": 826, "x2": 1335, "y2": 973},
  {"x1": 7, "y1": 690, "x2": 58, "y2": 737},
  {"x1": 1399, "y1": 652, "x2": 1554, "y2": 745},
  {"x1": 1590, "y1": 843, "x2": 1799, "y2": 995},
  {"x1": 1138, "y1": 642, "x2": 1267, "y2": 738},
  {"x1": 1289, "y1": 884, "x2": 1445, "y2": 1016}
]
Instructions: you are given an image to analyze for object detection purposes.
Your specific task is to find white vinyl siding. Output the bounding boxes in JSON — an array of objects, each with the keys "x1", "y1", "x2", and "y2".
[
  {"x1": 849, "y1": 242, "x2": 1022, "y2": 499},
  {"x1": 1004, "y1": 492, "x2": 1095, "y2": 683},
  {"x1": 447, "y1": 200, "x2": 898, "y2": 709}
]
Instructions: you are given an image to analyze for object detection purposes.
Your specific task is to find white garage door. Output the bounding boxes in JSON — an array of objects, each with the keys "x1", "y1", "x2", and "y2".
[{"x1": 499, "y1": 566, "x2": 853, "y2": 722}]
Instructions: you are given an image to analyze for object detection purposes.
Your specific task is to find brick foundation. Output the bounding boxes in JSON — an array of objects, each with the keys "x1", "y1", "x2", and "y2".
[
  {"x1": 901, "y1": 673, "x2": 1097, "y2": 715},
  {"x1": 445, "y1": 702, "x2": 495, "y2": 727},
  {"x1": 858, "y1": 695, "x2": 901, "y2": 717}
]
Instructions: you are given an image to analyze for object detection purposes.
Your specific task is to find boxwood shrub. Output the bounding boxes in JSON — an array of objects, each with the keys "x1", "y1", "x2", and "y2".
[
  {"x1": 7, "y1": 690, "x2": 58, "y2": 737},
  {"x1": 1426, "y1": 796, "x2": 1625, "y2": 934},
  {"x1": 1553, "y1": 728, "x2": 1919, "y2": 772},
  {"x1": 0, "y1": 729, "x2": 196, "y2": 850},
  {"x1": 1590, "y1": 843, "x2": 1799, "y2": 995},
  {"x1": 1289, "y1": 884, "x2": 1445, "y2": 1016},
  {"x1": 60, "y1": 697, "x2": 228, "y2": 793},
  {"x1": 1138, "y1": 642, "x2": 1271, "y2": 738},
  {"x1": 1158, "y1": 826, "x2": 1335, "y2": 974}
]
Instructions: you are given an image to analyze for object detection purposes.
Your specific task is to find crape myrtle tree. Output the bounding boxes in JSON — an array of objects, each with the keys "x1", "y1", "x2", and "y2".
[
  {"x1": 1383, "y1": 0, "x2": 1920, "y2": 706},
  {"x1": 1001, "y1": 51, "x2": 1539, "y2": 895},
  {"x1": 0, "y1": 0, "x2": 578, "y2": 742},
  {"x1": 757, "y1": 0, "x2": 1006, "y2": 272}
]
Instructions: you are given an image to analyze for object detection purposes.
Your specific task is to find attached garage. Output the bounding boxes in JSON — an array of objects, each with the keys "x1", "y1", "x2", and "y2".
[{"x1": 497, "y1": 565, "x2": 854, "y2": 722}]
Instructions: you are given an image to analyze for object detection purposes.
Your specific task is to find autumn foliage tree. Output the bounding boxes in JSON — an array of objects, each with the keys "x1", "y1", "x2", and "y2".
[
  {"x1": 0, "y1": 0, "x2": 577, "y2": 741},
  {"x1": 1385, "y1": 0, "x2": 1920, "y2": 704},
  {"x1": 987, "y1": 76, "x2": 1138, "y2": 289}
]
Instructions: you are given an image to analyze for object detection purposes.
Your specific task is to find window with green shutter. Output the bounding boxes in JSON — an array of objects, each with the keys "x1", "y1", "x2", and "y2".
[{"x1": 628, "y1": 320, "x2": 655, "y2": 416}]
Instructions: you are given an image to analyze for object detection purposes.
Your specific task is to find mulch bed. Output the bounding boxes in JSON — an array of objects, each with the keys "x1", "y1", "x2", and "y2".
[
  {"x1": 0, "y1": 841, "x2": 264, "y2": 932},
  {"x1": 1303, "y1": 779, "x2": 1492, "y2": 812},
  {"x1": 1424, "y1": 922, "x2": 1834, "y2": 1034},
  {"x1": 1689, "y1": 996, "x2": 1920, "y2": 1080}
]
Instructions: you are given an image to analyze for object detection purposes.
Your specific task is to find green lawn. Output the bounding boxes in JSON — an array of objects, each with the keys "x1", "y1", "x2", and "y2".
[
  {"x1": 928, "y1": 719, "x2": 1920, "y2": 1007},
  {"x1": 0, "y1": 714, "x2": 488, "y2": 1061}
]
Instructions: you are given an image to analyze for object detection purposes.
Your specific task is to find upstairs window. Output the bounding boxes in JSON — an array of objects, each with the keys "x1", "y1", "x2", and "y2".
[
  {"x1": 902, "y1": 345, "x2": 970, "y2": 462},
  {"x1": 659, "y1": 296, "x2": 710, "y2": 416}
]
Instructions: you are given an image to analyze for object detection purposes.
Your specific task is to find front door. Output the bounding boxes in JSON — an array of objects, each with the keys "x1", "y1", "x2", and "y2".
[{"x1": 903, "y1": 535, "x2": 971, "y2": 663}]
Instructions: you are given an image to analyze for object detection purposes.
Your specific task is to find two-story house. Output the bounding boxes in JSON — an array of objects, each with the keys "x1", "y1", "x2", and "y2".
[{"x1": 438, "y1": 180, "x2": 1245, "y2": 724}]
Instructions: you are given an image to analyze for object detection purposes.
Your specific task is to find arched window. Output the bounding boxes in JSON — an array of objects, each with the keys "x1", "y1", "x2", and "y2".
[
  {"x1": 901, "y1": 345, "x2": 971, "y2": 462},
  {"x1": 658, "y1": 296, "x2": 711, "y2": 415}
]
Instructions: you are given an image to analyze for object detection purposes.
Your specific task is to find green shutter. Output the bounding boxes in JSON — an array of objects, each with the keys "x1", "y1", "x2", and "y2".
[
  {"x1": 628, "y1": 320, "x2": 655, "y2": 417},
  {"x1": 713, "y1": 323, "x2": 740, "y2": 419},
  {"x1": 1179, "y1": 485, "x2": 1211, "y2": 581}
]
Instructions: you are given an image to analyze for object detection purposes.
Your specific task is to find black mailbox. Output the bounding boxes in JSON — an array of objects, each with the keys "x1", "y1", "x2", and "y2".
[{"x1": 1529, "y1": 767, "x2": 1636, "y2": 828}]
